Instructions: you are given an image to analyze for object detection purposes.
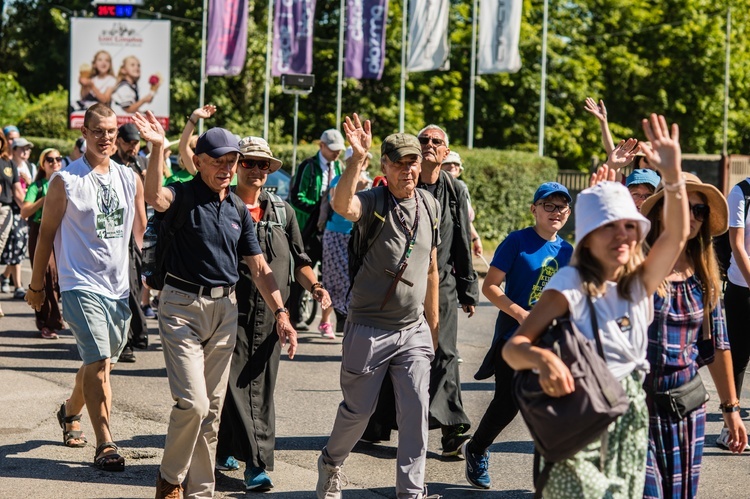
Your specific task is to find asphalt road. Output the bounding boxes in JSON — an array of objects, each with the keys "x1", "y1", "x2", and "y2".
[{"x1": 1, "y1": 260, "x2": 748, "y2": 498}]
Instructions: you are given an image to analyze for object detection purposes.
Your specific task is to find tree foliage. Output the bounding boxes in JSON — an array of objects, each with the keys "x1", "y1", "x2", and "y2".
[{"x1": 1, "y1": 0, "x2": 749, "y2": 169}]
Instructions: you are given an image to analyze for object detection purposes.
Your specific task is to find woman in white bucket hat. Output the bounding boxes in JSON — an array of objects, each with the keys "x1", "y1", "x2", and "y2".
[{"x1": 503, "y1": 114, "x2": 690, "y2": 498}]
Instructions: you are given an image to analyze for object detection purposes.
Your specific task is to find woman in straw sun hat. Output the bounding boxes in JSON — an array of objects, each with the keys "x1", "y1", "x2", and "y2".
[{"x1": 640, "y1": 173, "x2": 748, "y2": 497}]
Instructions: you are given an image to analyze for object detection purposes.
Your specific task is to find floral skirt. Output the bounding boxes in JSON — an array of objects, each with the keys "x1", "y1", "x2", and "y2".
[
  {"x1": 0, "y1": 209, "x2": 28, "y2": 266},
  {"x1": 542, "y1": 371, "x2": 649, "y2": 499},
  {"x1": 322, "y1": 230, "x2": 351, "y2": 314}
]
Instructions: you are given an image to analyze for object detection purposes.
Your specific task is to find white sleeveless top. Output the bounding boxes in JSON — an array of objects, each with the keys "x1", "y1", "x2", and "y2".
[{"x1": 52, "y1": 157, "x2": 137, "y2": 300}]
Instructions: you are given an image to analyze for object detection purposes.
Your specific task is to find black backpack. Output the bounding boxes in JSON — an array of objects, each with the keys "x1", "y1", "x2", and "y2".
[
  {"x1": 142, "y1": 182, "x2": 247, "y2": 290},
  {"x1": 714, "y1": 179, "x2": 750, "y2": 281}
]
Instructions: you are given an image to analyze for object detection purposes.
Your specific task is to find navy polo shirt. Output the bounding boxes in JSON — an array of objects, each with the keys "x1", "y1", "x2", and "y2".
[{"x1": 164, "y1": 174, "x2": 261, "y2": 287}]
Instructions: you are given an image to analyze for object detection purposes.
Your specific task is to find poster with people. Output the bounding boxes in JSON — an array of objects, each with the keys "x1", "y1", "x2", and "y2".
[{"x1": 69, "y1": 18, "x2": 171, "y2": 130}]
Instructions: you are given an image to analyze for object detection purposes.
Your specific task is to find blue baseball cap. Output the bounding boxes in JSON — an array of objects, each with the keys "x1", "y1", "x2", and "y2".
[
  {"x1": 195, "y1": 127, "x2": 241, "y2": 158},
  {"x1": 3, "y1": 125, "x2": 19, "y2": 136},
  {"x1": 533, "y1": 182, "x2": 572, "y2": 204},
  {"x1": 625, "y1": 168, "x2": 660, "y2": 189}
]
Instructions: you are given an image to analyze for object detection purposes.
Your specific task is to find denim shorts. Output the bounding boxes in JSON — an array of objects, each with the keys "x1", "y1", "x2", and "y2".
[{"x1": 61, "y1": 289, "x2": 131, "y2": 364}]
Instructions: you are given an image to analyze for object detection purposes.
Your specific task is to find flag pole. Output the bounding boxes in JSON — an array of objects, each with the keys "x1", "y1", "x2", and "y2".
[
  {"x1": 722, "y1": 6, "x2": 731, "y2": 156},
  {"x1": 198, "y1": 0, "x2": 209, "y2": 135},
  {"x1": 537, "y1": 0, "x2": 549, "y2": 157},
  {"x1": 467, "y1": 0, "x2": 478, "y2": 149},
  {"x1": 336, "y1": 0, "x2": 345, "y2": 129},
  {"x1": 263, "y1": 0, "x2": 274, "y2": 140},
  {"x1": 399, "y1": 0, "x2": 408, "y2": 133}
]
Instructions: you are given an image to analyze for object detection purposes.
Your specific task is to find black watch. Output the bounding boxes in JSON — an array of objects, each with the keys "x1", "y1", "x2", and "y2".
[
  {"x1": 274, "y1": 307, "x2": 289, "y2": 319},
  {"x1": 311, "y1": 282, "x2": 324, "y2": 292}
]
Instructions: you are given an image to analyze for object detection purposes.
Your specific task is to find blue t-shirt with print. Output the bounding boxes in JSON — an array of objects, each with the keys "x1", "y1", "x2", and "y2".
[
  {"x1": 490, "y1": 226, "x2": 573, "y2": 339},
  {"x1": 325, "y1": 175, "x2": 354, "y2": 234}
]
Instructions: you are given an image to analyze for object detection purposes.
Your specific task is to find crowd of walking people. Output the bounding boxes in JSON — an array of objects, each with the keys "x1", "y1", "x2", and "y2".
[{"x1": 1, "y1": 97, "x2": 748, "y2": 499}]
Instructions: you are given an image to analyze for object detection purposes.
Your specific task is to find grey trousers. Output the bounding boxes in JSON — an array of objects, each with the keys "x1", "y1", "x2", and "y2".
[
  {"x1": 322, "y1": 320, "x2": 434, "y2": 499},
  {"x1": 158, "y1": 284, "x2": 238, "y2": 499}
]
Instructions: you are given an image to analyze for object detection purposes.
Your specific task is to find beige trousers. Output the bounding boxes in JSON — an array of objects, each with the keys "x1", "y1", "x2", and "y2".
[{"x1": 157, "y1": 284, "x2": 238, "y2": 499}]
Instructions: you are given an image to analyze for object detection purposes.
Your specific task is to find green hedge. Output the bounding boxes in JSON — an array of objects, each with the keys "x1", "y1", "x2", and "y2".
[{"x1": 455, "y1": 147, "x2": 558, "y2": 245}]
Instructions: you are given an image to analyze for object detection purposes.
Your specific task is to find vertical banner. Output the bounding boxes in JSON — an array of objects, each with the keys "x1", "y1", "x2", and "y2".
[
  {"x1": 344, "y1": 0, "x2": 389, "y2": 79},
  {"x1": 478, "y1": 0, "x2": 522, "y2": 74},
  {"x1": 206, "y1": 0, "x2": 249, "y2": 76},
  {"x1": 272, "y1": 0, "x2": 317, "y2": 76},
  {"x1": 69, "y1": 18, "x2": 171, "y2": 129},
  {"x1": 406, "y1": 0, "x2": 450, "y2": 72}
]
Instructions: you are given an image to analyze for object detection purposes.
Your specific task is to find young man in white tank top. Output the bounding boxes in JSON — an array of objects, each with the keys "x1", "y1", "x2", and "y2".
[{"x1": 25, "y1": 103, "x2": 147, "y2": 472}]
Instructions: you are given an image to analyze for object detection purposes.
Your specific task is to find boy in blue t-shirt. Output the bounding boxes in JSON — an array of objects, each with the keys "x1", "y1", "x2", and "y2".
[{"x1": 461, "y1": 182, "x2": 573, "y2": 489}]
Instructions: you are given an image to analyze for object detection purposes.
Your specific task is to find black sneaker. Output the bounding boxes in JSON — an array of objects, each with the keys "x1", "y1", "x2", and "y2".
[
  {"x1": 441, "y1": 425, "x2": 471, "y2": 458},
  {"x1": 119, "y1": 347, "x2": 136, "y2": 363}
]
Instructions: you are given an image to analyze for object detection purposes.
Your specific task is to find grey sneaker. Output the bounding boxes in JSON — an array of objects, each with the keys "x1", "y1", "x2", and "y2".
[
  {"x1": 420, "y1": 485, "x2": 443, "y2": 498},
  {"x1": 316, "y1": 454, "x2": 348, "y2": 499}
]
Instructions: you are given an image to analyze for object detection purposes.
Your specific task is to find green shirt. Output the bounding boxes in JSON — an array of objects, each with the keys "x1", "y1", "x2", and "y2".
[{"x1": 23, "y1": 178, "x2": 48, "y2": 223}]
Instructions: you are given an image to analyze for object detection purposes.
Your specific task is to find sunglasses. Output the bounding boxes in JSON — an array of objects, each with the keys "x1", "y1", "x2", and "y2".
[
  {"x1": 536, "y1": 202, "x2": 571, "y2": 214},
  {"x1": 418, "y1": 136, "x2": 445, "y2": 147},
  {"x1": 239, "y1": 159, "x2": 271, "y2": 171},
  {"x1": 690, "y1": 203, "x2": 709, "y2": 222},
  {"x1": 45, "y1": 156, "x2": 63, "y2": 163}
]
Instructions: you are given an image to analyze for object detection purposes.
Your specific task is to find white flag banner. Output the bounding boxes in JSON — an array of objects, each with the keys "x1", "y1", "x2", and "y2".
[
  {"x1": 406, "y1": 0, "x2": 450, "y2": 72},
  {"x1": 478, "y1": 0, "x2": 522, "y2": 74}
]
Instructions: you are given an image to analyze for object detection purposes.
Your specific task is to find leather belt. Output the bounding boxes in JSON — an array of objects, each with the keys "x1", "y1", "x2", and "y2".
[{"x1": 165, "y1": 274, "x2": 235, "y2": 299}]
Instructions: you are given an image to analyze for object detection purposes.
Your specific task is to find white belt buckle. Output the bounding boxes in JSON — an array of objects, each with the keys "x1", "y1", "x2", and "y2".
[{"x1": 210, "y1": 287, "x2": 224, "y2": 299}]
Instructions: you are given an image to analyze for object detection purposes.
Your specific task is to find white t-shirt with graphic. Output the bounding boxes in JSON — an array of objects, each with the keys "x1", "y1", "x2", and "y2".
[
  {"x1": 545, "y1": 266, "x2": 653, "y2": 381},
  {"x1": 727, "y1": 178, "x2": 750, "y2": 287},
  {"x1": 52, "y1": 157, "x2": 137, "y2": 300}
]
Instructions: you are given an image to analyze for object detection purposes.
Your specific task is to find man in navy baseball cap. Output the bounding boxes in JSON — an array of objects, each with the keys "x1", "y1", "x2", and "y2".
[{"x1": 195, "y1": 127, "x2": 241, "y2": 158}]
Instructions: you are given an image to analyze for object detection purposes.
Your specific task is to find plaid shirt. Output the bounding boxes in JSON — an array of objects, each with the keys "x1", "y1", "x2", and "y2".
[{"x1": 645, "y1": 275, "x2": 729, "y2": 392}]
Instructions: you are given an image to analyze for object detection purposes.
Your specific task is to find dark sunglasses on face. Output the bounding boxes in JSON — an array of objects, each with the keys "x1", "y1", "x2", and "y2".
[
  {"x1": 418, "y1": 136, "x2": 445, "y2": 147},
  {"x1": 690, "y1": 203, "x2": 709, "y2": 222},
  {"x1": 536, "y1": 202, "x2": 570, "y2": 214},
  {"x1": 45, "y1": 156, "x2": 63, "y2": 163},
  {"x1": 239, "y1": 159, "x2": 271, "y2": 171}
]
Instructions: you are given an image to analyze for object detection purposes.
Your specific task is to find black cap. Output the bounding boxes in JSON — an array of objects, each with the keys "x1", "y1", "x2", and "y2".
[
  {"x1": 118, "y1": 123, "x2": 140, "y2": 142},
  {"x1": 195, "y1": 128, "x2": 241, "y2": 158}
]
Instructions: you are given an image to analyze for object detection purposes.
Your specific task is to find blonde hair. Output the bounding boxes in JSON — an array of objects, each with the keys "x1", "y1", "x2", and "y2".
[
  {"x1": 91, "y1": 50, "x2": 115, "y2": 77},
  {"x1": 571, "y1": 230, "x2": 645, "y2": 301},
  {"x1": 644, "y1": 196, "x2": 721, "y2": 311},
  {"x1": 117, "y1": 55, "x2": 140, "y2": 83},
  {"x1": 36, "y1": 148, "x2": 60, "y2": 181}
]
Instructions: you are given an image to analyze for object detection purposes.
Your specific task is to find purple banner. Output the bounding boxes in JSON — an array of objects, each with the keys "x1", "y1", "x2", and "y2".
[
  {"x1": 272, "y1": 0, "x2": 317, "y2": 76},
  {"x1": 344, "y1": 0, "x2": 388, "y2": 79},
  {"x1": 206, "y1": 0, "x2": 249, "y2": 76}
]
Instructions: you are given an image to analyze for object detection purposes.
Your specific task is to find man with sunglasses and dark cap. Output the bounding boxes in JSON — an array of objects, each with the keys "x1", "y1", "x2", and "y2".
[
  {"x1": 133, "y1": 111, "x2": 296, "y2": 499},
  {"x1": 112, "y1": 122, "x2": 151, "y2": 363},
  {"x1": 363, "y1": 124, "x2": 479, "y2": 457},
  {"x1": 318, "y1": 114, "x2": 441, "y2": 499}
]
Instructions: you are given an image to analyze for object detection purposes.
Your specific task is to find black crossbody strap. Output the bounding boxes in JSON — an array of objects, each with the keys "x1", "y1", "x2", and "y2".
[{"x1": 586, "y1": 294, "x2": 605, "y2": 359}]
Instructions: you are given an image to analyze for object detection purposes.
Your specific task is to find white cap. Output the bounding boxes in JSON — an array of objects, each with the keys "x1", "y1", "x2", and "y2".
[
  {"x1": 575, "y1": 181, "x2": 651, "y2": 245},
  {"x1": 320, "y1": 129, "x2": 345, "y2": 151},
  {"x1": 441, "y1": 151, "x2": 463, "y2": 169}
]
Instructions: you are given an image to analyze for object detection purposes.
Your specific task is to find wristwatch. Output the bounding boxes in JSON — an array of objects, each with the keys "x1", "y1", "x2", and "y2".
[
  {"x1": 311, "y1": 282, "x2": 325, "y2": 292},
  {"x1": 274, "y1": 307, "x2": 289, "y2": 319},
  {"x1": 719, "y1": 400, "x2": 741, "y2": 413}
]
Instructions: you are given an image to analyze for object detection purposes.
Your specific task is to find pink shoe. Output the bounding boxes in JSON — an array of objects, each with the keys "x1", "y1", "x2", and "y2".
[{"x1": 319, "y1": 322, "x2": 335, "y2": 339}]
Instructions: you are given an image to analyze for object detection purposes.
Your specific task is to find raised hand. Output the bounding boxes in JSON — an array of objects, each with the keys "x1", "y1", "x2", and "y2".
[
  {"x1": 641, "y1": 114, "x2": 681, "y2": 181},
  {"x1": 342, "y1": 113, "x2": 372, "y2": 159},
  {"x1": 589, "y1": 164, "x2": 617, "y2": 187},
  {"x1": 604, "y1": 138, "x2": 639, "y2": 171},
  {"x1": 584, "y1": 97, "x2": 608, "y2": 123},
  {"x1": 133, "y1": 111, "x2": 165, "y2": 146},
  {"x1": 191, "y1": 104, "x2": 217, "y2": 121}
]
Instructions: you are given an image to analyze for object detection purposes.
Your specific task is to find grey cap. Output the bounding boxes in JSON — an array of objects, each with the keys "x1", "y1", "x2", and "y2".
[
  {"x1": 320, "y1": 129, "x2": 345, "y2": 151},
  {"x1": 11, "y1": 137, "x2": 33, "y2": 149}
]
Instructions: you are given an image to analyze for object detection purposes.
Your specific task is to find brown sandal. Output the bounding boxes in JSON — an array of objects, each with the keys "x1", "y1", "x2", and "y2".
[{"x1": 56, "y1": 402, "x2": 87, "y2": 448}]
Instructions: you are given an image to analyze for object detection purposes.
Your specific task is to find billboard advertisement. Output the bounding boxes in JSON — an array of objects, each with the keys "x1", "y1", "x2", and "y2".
[{"x1": 69, "y1": 18, "x2": 171, "y2": 129}]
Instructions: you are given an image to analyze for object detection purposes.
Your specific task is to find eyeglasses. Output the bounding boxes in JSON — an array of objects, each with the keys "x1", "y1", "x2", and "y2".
[
  {"x1": 87, "y1": 127, "x2": 118, "y2": 140},
  {"x1": 630, "y1": 192, "x2": 652, "y2": 201},
  {"x1": 239, "y1": 159, "x2": 271, "y2": 171},
  {"x1": 418, "y1": 136, "x2": 445, "y2": 147},
  {"x1": 690, "y1": 203, "x2": 709, "y2": 222},
  {"x1": 45, "y1": 156, "x2": 63, "y2": 163},
  {"x1": 536, "y1": 202, "x2": 571, "y2": 214}
]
